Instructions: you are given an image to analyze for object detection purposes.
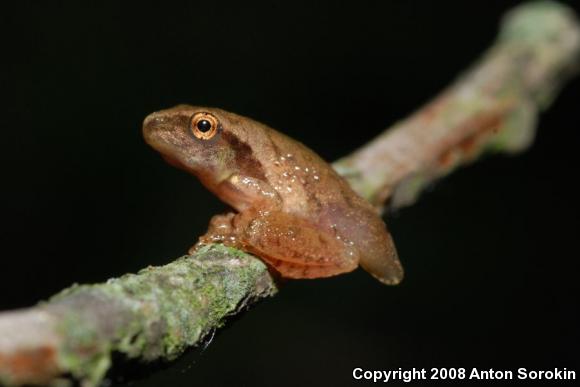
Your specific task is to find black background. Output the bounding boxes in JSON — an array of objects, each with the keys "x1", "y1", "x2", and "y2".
[{"x1": 1, "y1": 1, "x2": 579, "y2": 386}]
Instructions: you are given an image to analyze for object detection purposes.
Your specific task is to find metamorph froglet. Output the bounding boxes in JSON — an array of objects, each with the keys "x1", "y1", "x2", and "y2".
[{"x1": 143, "y1": 105, "x2": 403, "y2": 284}]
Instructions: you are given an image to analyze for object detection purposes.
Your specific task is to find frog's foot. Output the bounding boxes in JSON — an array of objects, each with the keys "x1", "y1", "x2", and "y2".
[
  {"x1": 237, "y1": 210, "x2": 359, "y2": 279},
  {"x1": 190, "y1": 212, "x2": 239, "y2": 254}
]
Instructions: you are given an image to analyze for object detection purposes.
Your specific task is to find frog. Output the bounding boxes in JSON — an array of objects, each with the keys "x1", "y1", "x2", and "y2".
[{"x1": 143, "y1": 105, "x2": 404, "y2": 285}]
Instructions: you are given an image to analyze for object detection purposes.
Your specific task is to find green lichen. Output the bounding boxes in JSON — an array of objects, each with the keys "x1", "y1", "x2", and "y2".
[{"x1": 43, "y1": 244, "x2": 276, "y2": 386}]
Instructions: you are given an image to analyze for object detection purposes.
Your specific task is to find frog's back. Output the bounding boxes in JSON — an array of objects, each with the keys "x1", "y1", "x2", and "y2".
[
  {"x1": 260, "y1": 126, "x2": 363, "y2": 210},
  {"x1": 263, "y1": 126, "x2": 404, "y2": 285}
]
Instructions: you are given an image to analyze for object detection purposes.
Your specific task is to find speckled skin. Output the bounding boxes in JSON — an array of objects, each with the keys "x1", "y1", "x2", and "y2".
[{"x1": 143, "y1": 105, "x2": 403, "y2": 284}]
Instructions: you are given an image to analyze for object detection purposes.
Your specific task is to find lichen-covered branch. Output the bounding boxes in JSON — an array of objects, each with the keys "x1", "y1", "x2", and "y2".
[
  {"x1": 1, "y1": 1, "x2": 579, "y2": 386},
  {"x1": 0, "y1": 246, "x2": 276, "y2": 386}
]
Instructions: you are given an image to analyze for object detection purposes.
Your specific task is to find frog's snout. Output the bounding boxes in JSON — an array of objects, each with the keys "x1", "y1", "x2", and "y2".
[
  {"x1": 142, "y1": 112, "x2": 170, "y2": 145},
  {"x1": 143, "y1": 112, "x2": 164, "y2": 134},
  {"x1": 142, "y1": 110, "x2": 196, "y2": 170},
  {"x1": 143, "y1": 113, "x2": 159, "y2": 127}
]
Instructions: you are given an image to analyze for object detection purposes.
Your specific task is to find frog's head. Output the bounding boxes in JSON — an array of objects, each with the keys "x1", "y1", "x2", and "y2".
[{"x1": 143, "y1": 105, "x2": 264, "y2": 188}]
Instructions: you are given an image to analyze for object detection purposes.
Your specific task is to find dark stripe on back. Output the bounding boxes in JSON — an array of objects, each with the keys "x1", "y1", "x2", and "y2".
[{"x1": 222, "y1": 131, "x2": 267, "y2": 180}]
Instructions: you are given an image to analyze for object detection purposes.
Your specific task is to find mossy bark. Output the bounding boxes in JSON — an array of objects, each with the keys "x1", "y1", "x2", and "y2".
[{"x1": 0, "y1": 246, "x2": 276, "y2": 386}]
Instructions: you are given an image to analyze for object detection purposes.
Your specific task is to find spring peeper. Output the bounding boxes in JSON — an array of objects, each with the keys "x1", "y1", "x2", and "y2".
[{"x1": 143, "y1": 105, "x2": 403, "y2": 284}]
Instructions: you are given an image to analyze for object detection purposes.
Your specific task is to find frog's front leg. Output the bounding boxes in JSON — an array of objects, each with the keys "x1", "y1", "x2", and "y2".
[
  {"x1": 190, "y1": 209, "x2": 264, "y2": 251},
  {"x1": 192, "y1": 212, "x2": 238, "y2": 252},
  {"x1": 190, "y1": 173, "x2": 280, "y2": 253}
]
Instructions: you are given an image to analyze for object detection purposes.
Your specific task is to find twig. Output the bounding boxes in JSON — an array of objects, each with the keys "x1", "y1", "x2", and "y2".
[{"x1": 1, "y1": 2, "x2": 578, "y2": 386}]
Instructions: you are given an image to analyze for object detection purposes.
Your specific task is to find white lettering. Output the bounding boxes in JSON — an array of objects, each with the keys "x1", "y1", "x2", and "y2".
[
  {"x1": 469, "y1": 368, "x2": 513, "y2": 380},
  {"x1": 518, "y1": 368, "x2": 576, "y2": 380},
  {"x1": 352, "y1": 368, "x2": 427, "y2": 382}
]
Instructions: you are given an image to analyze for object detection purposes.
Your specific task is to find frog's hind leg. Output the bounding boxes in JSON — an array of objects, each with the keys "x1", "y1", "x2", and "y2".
[
  {"x1": 238, "y1": 210, "x2": 359, "y2": 279},
  {"x1": 191, "y1": 209, "x2": 358, "y2": 279}
]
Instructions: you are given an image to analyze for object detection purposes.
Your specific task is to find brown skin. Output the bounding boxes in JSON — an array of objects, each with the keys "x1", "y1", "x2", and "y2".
[{"x1": 143, "y1": 105, "x2": 403, "y2": 284}]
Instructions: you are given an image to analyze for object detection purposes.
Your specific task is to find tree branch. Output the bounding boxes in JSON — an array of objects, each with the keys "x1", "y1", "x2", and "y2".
[
  {"x1": 1, "y1": 2, "x2": 579, "y2": 386},
  {"x1": 335, "y1": 1, "x2": 580, "y2": 209}
]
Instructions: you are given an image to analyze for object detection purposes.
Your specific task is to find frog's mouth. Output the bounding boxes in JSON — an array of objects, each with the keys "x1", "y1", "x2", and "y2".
[{"x1": 142, "y1": 116, "x2": 185, "y2": 168}]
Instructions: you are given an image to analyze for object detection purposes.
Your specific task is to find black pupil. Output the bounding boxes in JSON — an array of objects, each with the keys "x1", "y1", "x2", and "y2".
[{"x1": 197, "y1": 119, "x2": 212, "y2": 133}]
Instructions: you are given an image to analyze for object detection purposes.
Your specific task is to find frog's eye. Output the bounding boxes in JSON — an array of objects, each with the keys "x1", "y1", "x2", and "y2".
[{"x1": 190, "y1": 112, "x2": 218, "y2": 140}]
